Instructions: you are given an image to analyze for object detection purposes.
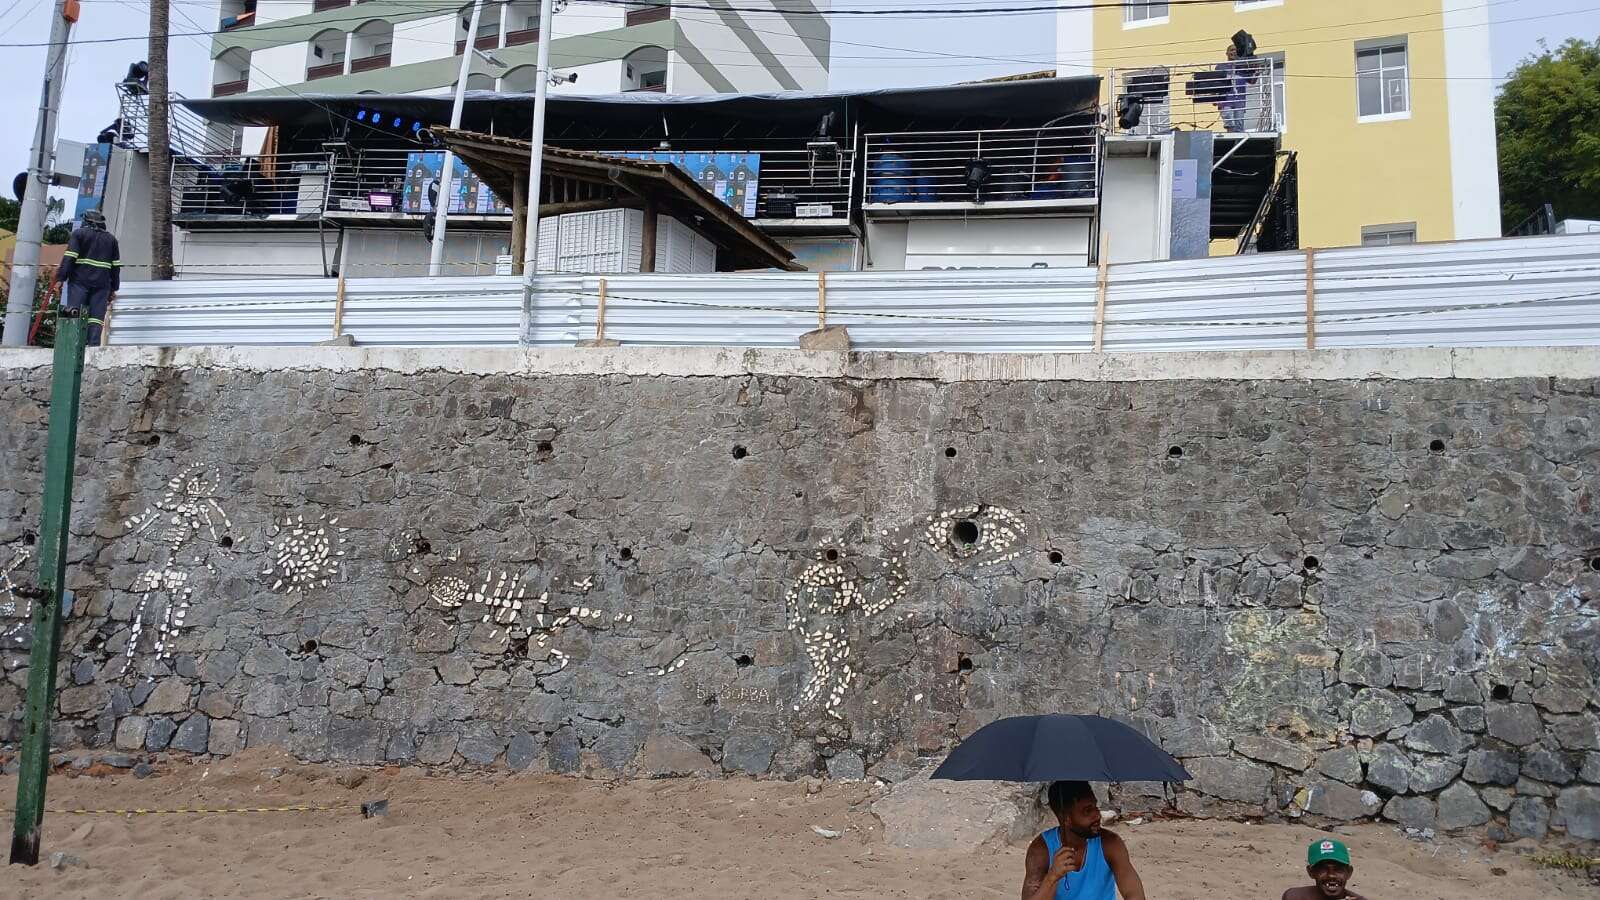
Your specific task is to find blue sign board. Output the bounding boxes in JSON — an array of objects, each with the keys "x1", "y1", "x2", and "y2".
[{"x1": 622, "y1": 152, "x2": 761, "y2": 218}]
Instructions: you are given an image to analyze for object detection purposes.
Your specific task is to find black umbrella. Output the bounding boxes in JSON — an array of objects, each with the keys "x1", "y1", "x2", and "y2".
[{"x1": 931, "y1": 714, "x2": 1191, "y2": 783}]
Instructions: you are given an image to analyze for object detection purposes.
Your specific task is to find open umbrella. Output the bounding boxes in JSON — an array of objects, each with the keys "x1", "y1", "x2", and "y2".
[{"x1": 931, "y1": 714, "x2": 1191, "y2": 783}]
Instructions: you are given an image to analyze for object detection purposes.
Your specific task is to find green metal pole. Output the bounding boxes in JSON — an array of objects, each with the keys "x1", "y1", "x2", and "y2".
[{"x1": 9, "y1": 312, "x2": 86, "y2": 866}]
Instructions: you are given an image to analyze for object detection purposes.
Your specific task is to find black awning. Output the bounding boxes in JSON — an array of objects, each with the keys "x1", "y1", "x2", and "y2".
[{"x1": 182, "y1": 76, "x2": 1103, "y2": 140}]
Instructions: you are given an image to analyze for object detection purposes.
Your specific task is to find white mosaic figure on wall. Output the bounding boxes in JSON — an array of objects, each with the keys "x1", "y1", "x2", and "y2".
[
  {"x1": 0, "y1": 546, "x2": 31, "y2": 647},
  {"x1": 264, "y1": 514, "x2": 349, "y2": 593},
  {"x1": 785, "y1": 503, "x2": 1028, "y2": 717},
  {"x1": 120, "y1": 466, "x2": 234, "y2": 674},
  {"x1": 426, "y1": 569, "x2": 626, "y2": 672}
]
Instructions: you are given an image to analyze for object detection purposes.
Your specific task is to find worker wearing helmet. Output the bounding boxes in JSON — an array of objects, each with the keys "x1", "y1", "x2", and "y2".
[{"x1": 56, "y1": 208, "x2": 121, "y2": 346}]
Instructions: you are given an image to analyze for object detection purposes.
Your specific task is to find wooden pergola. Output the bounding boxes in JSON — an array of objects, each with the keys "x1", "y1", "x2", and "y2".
[{"x1": 428, "y1": 127, "x2": 801, "y2": 273}]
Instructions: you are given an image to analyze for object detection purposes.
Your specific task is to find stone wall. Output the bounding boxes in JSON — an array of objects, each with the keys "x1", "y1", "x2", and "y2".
[{"x1": 1, "y1": 347, "x2": 1598, "y2": 842}]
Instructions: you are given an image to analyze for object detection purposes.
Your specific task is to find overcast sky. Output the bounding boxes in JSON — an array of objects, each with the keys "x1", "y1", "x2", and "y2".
[{"x1": 0, "y1": 0, "x2": 1597, "y2": 200}]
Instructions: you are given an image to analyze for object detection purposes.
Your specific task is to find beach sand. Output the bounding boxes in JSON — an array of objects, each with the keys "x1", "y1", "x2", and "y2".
[{"x1": 0, "y1": 750, "x2": 1589, "y2": 899}]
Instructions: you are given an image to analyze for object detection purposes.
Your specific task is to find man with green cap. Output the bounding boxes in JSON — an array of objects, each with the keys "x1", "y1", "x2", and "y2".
[{"x1": 1282, "y1": 837, "x2": 1366, "y2": 900}]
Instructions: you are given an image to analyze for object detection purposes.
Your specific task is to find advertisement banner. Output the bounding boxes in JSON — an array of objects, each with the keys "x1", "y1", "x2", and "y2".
[
  {"x1": 74, "y1": 143, "x2": 111, "y2": 222},
  {"x1": 623, "y1": 151, "x2": 761, "y2": 218},
  {"x1": 399, "y1": 151, "x2": 509, "y2": 216}
]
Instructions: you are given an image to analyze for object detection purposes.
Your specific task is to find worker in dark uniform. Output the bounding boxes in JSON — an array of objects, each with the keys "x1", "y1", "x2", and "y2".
[{"x1": 56, "y1": 208, "x2": 121, "y2": 346}]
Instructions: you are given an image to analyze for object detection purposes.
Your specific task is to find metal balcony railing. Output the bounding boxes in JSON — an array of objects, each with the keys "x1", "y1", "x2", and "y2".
[
  {"x1": 171, "y1": 152, "x2": 331, "y2": 219},
  {"x1": 116, "y1": 84, "x2": 241, "y2": 159},
  {"x1": 748, "y1": 146, "x2": 854, "y2": 221},
  {"x1": 325, "y1": 148, "x2": 513, "y2": 217},
  {"x1": 862, "y1": 125, "x2": 1098, "y2": 209},
  {"x1": 1109, "y1": 59, "x2": 1277, "y2": 135},
  {"x1": 625, "y1": 83, "x2": 666, "y2": 93}
]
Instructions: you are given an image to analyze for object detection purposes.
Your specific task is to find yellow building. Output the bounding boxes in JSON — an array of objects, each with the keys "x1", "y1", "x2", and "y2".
[{"x1": 1057, "y1": 0, "x2": 1500, "y2": 250}]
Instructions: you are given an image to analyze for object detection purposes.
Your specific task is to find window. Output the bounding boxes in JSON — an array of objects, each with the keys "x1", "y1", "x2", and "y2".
[
  {"x1": 1361, "y1": 223, "x2": 1416, "y2": 246},
  {"x1": 1123, "y1": 1, "x2": 1167, "y2": 25},
  {"x1": 1356, "y1": 38, "x2": 1409, "y2": 119},
  {"x1": 374, "y1": 41, "x2": 391, "y2": 55},
  {"x1": 332, "y1": 50, "x2": 346, "y2": 65}
]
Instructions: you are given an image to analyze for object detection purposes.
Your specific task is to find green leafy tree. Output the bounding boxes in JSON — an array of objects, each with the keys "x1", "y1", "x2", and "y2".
[{"x1": 1497, "y1": 38, "x2": 1600, "y2": 231}]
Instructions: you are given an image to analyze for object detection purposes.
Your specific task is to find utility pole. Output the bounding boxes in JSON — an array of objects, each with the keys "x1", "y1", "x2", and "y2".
[
  {"x1": 9, "y1": 313, "x2": 87, "y2": 865},
  {"x1": 428, "y1": 0, "x2": 485, "y2": 276},
  {"x1": 1, "y1": 0, "x2": 76, "y2": 347},
  {"x1": 516, "y1": 0, "x2": 556, "y2": 326},
  {"x1": 148, "y1": 0, "x2": 173, "y2": 280}
]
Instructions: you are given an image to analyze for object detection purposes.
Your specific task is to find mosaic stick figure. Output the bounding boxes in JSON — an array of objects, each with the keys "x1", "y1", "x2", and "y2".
[
  {"x1": 785, "y1": 504, "x2": 1028, "y2": 716},
  {"x1": 426, "y1": 569, "x2": 627, "y2": 672},
  {"x1": 120, "y1": 466, "x2": 233, "y2": 673},
  {"x1": 0, "y1": 547, "x2": 32, "y2": 647}
]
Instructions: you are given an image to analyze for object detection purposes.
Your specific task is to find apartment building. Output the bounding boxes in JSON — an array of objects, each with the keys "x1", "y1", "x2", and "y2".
[
  {"x1": 209, "y1": 0, "x2": 831, "y2": 106},
  {"x1": 1058, "y1": 0, "x2": 1500, "y2": 249}
]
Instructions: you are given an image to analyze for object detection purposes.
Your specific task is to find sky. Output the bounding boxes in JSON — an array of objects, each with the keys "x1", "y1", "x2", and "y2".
[{"x1": 0, "y1": 0, "x2": 1597, "y2": 206}]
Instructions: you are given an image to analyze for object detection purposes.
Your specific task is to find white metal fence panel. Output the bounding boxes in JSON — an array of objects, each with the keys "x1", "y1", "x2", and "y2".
[{"x1": 106, "y1": 234, "x2": 1600, "y2": 353}]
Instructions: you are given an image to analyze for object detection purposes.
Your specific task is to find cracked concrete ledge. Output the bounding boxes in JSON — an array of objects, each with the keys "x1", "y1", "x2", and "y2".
[{"x1": 1, "y1": 346, "x2": 1597, "y2": 381}]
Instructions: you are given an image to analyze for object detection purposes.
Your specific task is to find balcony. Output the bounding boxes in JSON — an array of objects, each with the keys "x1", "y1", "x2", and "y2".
[
  {"x1": 171, "y1": 152, "x2": 332, "y2": 220},
  {"x1": 1109, "y1": 59, "x2": 1278, "y2": 136},
  {"x1": 625, "y1": 4, "x2": 669, "y2": 25},
  {"x1": 625, "y1": 83, "x2": 666, "y2": 93},
  {"x1": 456, "y1": 33, "x2": 502, "y2": 54},
  {"x1": 504, "y1": 26, "x2": 539, "y2": 46},
  {"x1": 863, "y1": 124, "x2": 1098, "y2": 215},
  {"x1": 312, "y1": 0, "x2": 349, "y2": 10},
  {"x1": 306, "y1": 61, "x2": 345, "y2": 81},
  {"x1": 211, "y1": 79, "x2": 249, "y2": 97},
  {"x1": 349, "y1": 52, "x2": 391, "y2": 74}
]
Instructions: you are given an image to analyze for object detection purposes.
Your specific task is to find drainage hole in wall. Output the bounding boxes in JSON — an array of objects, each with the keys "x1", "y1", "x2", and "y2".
[
  {"x1": 944, "y1": 447, "x2": 958, "y2": 458},
  {"x1": 703, "y1": 694, "x2": 718, "y2": 706},
  {"x1": 619, "y1": 547, "x2": 633, "y2": 561},
  {"x1": 219, "y1": 535, "x2": 234, "y2": 549},
  {"x1": 1303, "y1": 555, "x2": 1320, "y2": 571},
  {"x1": 412, "y1": 536, "x2": 432, "y2": 555},
  {"x1": 731, "y1": 445, "x2": 748, "y2": 460},
  {"x1": 952, "y1": 520, "x2": 980, "y2": 546},
  {"x1": 957, "y1": 654, "x2": 974, "y2": 673},
  {"x1": 735, "y1": 654, "x2": 753, "y2": 668},
  {"x1": 1429, "y1": 439, "x2": 1446, "y2": 454},
  {"x1": 21, "y1": 531, "x2": 36, "y2": 546},
  {"x1": 300, "y1": 640, "x2": 319, "y2": 654},
  {"x1": 537, "y1": 440, "x2": 553, "y2": 453},
  {"x1": 141, "y1": 433, "x2": 161, "y2": 447},
  {"x1": 1048, "y1": 550, "x2": 1064, "y2": 565},
  {"x1": 824, "y1": 548, "x2": 839, "y2": 562},
  {"x1": 349, "y1": 434, "x2": 365, "y2": 446},
  {"x1": 1167, "y1": 445, "x2": 1184, "y2": 459},
  {"x1": 1589, "y1": 556, "x2": 1600, "y2": 573},
  {"x1": 1491, "y1": 684, "x2": 1511, "y2": 701}
]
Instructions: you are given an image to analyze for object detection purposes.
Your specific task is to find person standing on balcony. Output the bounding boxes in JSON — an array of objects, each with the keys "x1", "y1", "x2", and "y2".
[
  {"x1": 1217, "y1": 43, "x2": 1262, "y2": 133},
  {"x1": 56, "y1": 208, "x2": 121, "y2": 346}
]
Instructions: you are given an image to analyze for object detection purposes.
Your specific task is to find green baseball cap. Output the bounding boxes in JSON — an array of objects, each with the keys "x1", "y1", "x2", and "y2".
[{"x1": 1307, "y1": 838, "x2": 1351, "y2": 867}]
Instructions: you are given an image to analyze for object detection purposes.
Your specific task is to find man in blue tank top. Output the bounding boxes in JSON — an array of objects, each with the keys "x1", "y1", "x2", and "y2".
[{"x1": 1021, "y1": 780, "x2": 1146, "y2": 900}]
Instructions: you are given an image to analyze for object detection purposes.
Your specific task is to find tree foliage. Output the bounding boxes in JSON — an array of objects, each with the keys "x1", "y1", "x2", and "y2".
[{"x1": 1496, "y1": 38, "x2": 1600, "y2": 231}]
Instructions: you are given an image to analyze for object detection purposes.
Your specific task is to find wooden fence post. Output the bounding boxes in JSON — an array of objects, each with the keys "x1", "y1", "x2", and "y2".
[
  {"x1": 1092, "y1": 233, "x2": 1110, "y2": 352},
  {"x1": 595, "y1": 278, "x2": 608, "y2": 343},
  {"x1": 1304, "y1": 247, "x2": 1317, "y2": 350},
  {"x1": 817, "y1": 271, "x2": 827, "y2": 331},
  {"x1": 331, "y1": 271, "x2": 347, "y2": 339}
]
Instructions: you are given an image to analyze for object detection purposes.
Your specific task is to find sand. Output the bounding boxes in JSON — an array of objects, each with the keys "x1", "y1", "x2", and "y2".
[{"x1": 0, "y1": 750, "x2": 1590, "y2": 899}]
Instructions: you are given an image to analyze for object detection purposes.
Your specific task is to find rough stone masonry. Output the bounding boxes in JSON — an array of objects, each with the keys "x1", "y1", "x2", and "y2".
[{"x1": 0, "y1": 347, "x2": 1597, "y2": 842}]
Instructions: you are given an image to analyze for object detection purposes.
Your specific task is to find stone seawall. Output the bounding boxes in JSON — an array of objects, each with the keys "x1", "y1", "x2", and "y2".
[{"x1": 1, "y1": 348, "x2": 1597, "y2": 841}]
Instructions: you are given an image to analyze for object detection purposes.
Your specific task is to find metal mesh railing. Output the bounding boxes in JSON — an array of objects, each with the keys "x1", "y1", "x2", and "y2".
[
  {"x1": 863, "y1": 125, "x2": 1098, "y2": 207},
  {"x1": 1110, "y1": 59, "x2": 1277, "y2": 135}
]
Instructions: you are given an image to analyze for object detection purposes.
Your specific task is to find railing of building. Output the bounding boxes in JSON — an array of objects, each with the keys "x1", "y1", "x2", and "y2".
[
  {"x1": 625, "y1": 3, "x2": 670, "y2": 25},
  {"x1": 171, "y1": 152, "x2": 331, "y2": 219},
  {"x1": 863, "y1": 125, "x2": 1098, "y2": 209},
  {"x1": 1109, "y1": 59, "x2": 1277, "y2": 136},
  {"x1": 104, "y1": 236, "x2": 1600, "y2": 352},
  {"x1": 1508, "y1": 203, "x2": 1557, "y2": 237},
  {"x1": 116, "y1": 83, "x2": 240, "y2": 159}
]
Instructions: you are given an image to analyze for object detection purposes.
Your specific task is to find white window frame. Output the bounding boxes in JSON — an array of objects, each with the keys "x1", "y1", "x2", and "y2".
[
  {"x1": 1236, "y1": 0, "x2": 1283, "y2": 9},
  {"x1": 1361, "y1": 223, "x2": 1417, "y2": 247},
  {"x1": 1122, "y1": 1, "x2": 1168, "y2": 29},
  {"x1": 1356, "y1": 37, "x2": 1411, "y2": 122}
]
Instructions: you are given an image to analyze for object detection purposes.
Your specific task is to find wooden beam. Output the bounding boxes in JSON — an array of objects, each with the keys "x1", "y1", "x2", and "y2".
[
  {"x1": 510, "y1": 175, "x2": 528, "y2": 277},
  {"x1": 538, "y1": 198, "x2": 620, "y2": 217},
  {"x1": 331, "y1": 271, "x2": 348, "y2": 339},
  {"x1": 639, "y1": 199, "x2": 658, "y2": 274}
]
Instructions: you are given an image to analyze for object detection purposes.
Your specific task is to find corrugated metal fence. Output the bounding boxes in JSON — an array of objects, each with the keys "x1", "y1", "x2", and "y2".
[{"x1": 107, "y1": 234, "x2": 1600, "y2": 352}]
